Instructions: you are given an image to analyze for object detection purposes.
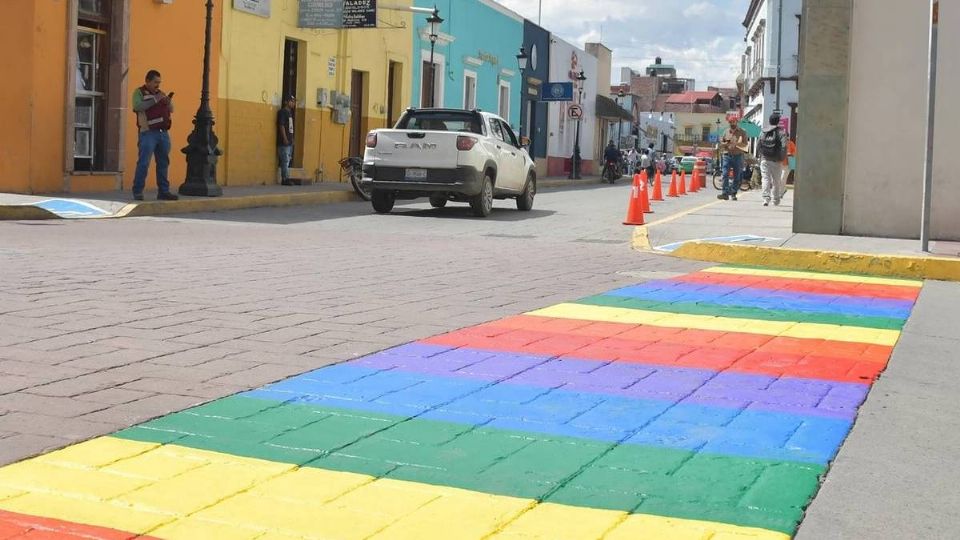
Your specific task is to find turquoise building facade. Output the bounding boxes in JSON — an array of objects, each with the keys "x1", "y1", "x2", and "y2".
[{"x1": 411, "y1": 0, "x2": 524, "y2": 133}]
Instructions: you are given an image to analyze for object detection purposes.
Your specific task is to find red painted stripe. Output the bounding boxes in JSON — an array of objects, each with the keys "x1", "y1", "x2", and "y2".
[
  {"x1": 675, "y1": 272, "x2": 921, "y2": 301},
  {"x1": 421, "y1": 315, "x2": 893, "y2": 383},
  {"x1": 0, "y1": 510, "x2": 156, "y2": 540}
]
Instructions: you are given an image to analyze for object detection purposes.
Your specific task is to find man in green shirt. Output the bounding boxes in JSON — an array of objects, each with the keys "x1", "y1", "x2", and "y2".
[{"x1": 131, "y1": 70, "x2": 178, "y2": 200}]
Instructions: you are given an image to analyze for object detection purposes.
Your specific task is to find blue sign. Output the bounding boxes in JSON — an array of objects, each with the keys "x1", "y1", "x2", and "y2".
[
  {"x1": 30, "y1": 199, "x2": 110, "y2": 218},
  {"x1": 708, "y1": 134, "x2": 719, "y2": 143},
  {"x1": 540, "y1": 82, "x2": 574, "y2": 102}
]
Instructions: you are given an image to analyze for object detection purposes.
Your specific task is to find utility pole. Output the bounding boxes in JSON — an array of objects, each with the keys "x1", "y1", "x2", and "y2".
[
  {"x1": 774, "y1": 0, "x2": 783, "y2": 112},
  {"x1": 921, "y1": 0, "x2": 939, "y2": 252},
  {"x1": 538, "y1": 0, "x2": 542, "y2": 25}
]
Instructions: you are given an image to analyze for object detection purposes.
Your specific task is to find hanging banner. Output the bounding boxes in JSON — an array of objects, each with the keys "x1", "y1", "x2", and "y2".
[{"x1": 299, "y1": 0, "x2": 377, "y2": 29}]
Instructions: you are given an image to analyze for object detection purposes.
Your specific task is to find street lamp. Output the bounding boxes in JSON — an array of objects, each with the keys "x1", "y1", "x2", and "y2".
[
  {"x1": 569, "y1": 69, "x2": 586, "y2": 180},
  {"x1": 515, "y1": 47, "x2": 529, "y2": 71},
  {"x1": 426, "y1": 8, "x2": 443, "y2": 108},
  {"x1": 179, "y1": 0, "x2": 222, "y2": 197},
  {"x1": 616, "y1": 89, "x2": 625, "y2": 150}
]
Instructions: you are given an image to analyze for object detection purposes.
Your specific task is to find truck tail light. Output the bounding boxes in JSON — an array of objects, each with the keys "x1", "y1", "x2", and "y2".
[
  {"x1": 365, "y1": 132, "x2": 378, "y2": 148},
  {"x1": 457, "y1": 136, "x2": 478, "y2": 151}
]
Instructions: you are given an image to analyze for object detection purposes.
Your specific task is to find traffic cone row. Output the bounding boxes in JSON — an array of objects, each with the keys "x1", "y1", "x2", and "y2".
[{"x1": 622, "y1": 163, "x2": 702, "y2": 226}]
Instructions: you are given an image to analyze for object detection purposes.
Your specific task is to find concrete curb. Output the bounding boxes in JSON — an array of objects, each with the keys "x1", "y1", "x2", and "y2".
[
  {"x1": 0, "y1": 191, "x2": 359, "y2": 220},
  {"x1": 538, "y1": 178, "x2": 602, "y2": 189},
  {"x1": 0, "y1": 206, "x2": 61, "y2": 220},
  {"x1": 670, "y1": 241, "x2": 960, "y2": 281}
]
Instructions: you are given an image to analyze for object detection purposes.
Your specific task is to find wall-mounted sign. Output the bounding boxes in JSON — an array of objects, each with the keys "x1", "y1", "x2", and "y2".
[
  {"x1": 328, "y1": 57, "x2": 337, "y2": 77},
  {"x1": 478, "y1": 51, "x2": 499, "y2": 66},
  {"x1": 234, "y1": 0, "x2": 270, "y2": 18},
  {"x1": 568, "y1": 104, "x2": 583, "y2": 119},
  {"x1": 299, "y1": 0, "x2": 376, "y2": 29},
  {"x1": 540, "y1": 82, "x2": 573, "y2": 102}
]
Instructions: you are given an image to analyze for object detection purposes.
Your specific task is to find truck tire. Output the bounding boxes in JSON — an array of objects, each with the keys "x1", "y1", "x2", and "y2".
[
  {"x1": 470, "y1": 175, "x2": 494, "y2": 217},
  {"x1": 516, "y1": 175, "x2": 535, "y2": 211},
  {"x1": 429, "y1": 194, "x2": 448, "y2": 208},
  {"x1": 371, "y1": 190, "x2": 395, "y2": 213}
]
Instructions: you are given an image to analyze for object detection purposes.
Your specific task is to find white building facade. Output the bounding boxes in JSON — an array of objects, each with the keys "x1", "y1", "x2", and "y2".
[
  {"x1": 546, "y1": 37, "x2": 598, "y2": 177},
  {"x1": 741, "y1": 0, "x2": 802, "y2": 140}
]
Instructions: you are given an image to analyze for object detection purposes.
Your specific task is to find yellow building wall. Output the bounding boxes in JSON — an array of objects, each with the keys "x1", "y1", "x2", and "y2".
[
  {"x1": 674, "y1": 112, "x2": 727, "y2": 143},
  {"x1": 218, "y1": 2, "x2": 412, "y2": 186}
]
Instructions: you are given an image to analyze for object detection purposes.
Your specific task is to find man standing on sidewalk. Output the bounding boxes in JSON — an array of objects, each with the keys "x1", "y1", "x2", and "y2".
[
  {"x1": 717, "y1": 116, "x2": 748, "y2": 201},
  {"x1": 760, "y1": 111, "x2": 789, "y2": 206},
  {"x1": 132, "y1": 70, "x2": 178, "y2": 201},
  {"x1": 277, "y1": 95, "x2": 300, "y2": 186}
]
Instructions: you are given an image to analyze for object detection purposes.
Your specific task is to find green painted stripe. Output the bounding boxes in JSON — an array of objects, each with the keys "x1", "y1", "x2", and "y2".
[
  {"x1": 576, "y1": 294, "x2": 905, "y2": 330},
  {"x1": 113, "y1": 396, "x2": 823, "y2": 534}
]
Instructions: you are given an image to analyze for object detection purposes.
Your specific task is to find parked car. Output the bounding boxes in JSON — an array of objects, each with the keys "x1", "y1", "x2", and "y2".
[
  {"x1": 361, "y1": 108, "x2": 536, "y2": 217},
  {"x1": 680, "y1": 156, "x2": 697, "y2": 173}
]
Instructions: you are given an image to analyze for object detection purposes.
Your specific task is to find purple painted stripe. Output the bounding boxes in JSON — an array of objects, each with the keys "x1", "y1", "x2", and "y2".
[{"x1": 351, "y1": 344, "x2": 868, "y2": 419}]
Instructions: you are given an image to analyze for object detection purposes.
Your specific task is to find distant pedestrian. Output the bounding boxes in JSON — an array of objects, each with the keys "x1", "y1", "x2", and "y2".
[
  {"x1": 644, "y1": 149, "x2": 656, "y2": 184},
  {"x1": 718, "y1": 117, "x2": 748, "y2": 201},
  {"x1": 759, "y1": 112, "x2": 789, "y2": 206},
  {"x1": 277, "y1": 95, "x2": 300, "y2": 186},
  {"x1": 639, "y1": 149, "x2": 652, "y2": 184},
  {"x1": 626, "y1": 148, "x2": 638, "y2": 173},
  {"x1": 782, "y1": 137, "x2": 797, "y2": 192},
  {"x1": 132, "y1": 70, "x2": 178, "y2": 201}
]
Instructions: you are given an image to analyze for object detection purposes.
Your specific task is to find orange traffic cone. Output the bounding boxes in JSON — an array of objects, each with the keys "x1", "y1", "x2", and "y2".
[
  {"x1": 668, "y1": 171, "x2": 679, "y2": 197},
  {"x1": 623, "y1": 174, "x2": 645, "y2": 225},
  {"x1": 689, "y1": 168, "x2": 699, "y2": 192},
  {"x1": 652, "y1": 170, "x2": 664, "y2": 201},
  {"x1": 639, "y1": 171, "x2": 652, "y2": 213},
  {"x1": 679, "y1": 170, "x2": 687, "y2": 195}
]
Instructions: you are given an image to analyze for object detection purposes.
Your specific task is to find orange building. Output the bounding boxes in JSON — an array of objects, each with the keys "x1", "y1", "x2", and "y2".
[{"x1": 0, "y1": 0, "x2": 221, "y2": 194}]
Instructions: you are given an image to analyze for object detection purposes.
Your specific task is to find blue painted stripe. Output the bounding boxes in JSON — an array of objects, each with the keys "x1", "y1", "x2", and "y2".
[
  {"x1": 241, "y1": 361, "x2": 851, "y2": 464},
  {"x1": 605, "y1": 280, "x2": 913, "y2": 319}
]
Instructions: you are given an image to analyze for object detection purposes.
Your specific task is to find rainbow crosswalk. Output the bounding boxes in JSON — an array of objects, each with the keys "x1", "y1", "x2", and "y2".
[{"x1": 0, "y1": 266, "x2": 922, "y2": 539}]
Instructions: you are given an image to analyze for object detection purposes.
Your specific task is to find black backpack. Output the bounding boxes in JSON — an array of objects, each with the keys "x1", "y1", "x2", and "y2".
[{"x1": 760, "y1": 127, "x2": 784, "y2": 159}]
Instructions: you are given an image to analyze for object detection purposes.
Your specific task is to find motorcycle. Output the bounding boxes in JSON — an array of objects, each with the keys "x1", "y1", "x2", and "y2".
[
  {"x1": 338, "y1": 157, "x2": 372, "y2": 201},
  {"x1": 602, "y1": 160, "x2": 621, "y2": 184}
]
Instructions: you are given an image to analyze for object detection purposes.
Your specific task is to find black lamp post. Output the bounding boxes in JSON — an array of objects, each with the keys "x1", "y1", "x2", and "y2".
[
  {"x1": 569, "y1": 69, "x2": 586, "y2": 180},
  {"x1": 179, "y1": 0, "x2": 222, "y2": 197},
  {"x1": 516, "y1": 46, "x2": 529, "y2": 140},
  {"x1": 426, "y1": 8, "x2": 443, "y2": 108},
  {"x1": 616, "y1": 89, "x2": 625, "y2": 150}
]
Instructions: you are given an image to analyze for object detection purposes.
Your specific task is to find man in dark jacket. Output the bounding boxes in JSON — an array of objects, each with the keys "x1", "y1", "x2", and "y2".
[
  {"x1": 277, "y1": 95, "x2": 300, "y2": 186},
  {"x1": 760, "y1": 111, "x2": 789, "y2": 206}
]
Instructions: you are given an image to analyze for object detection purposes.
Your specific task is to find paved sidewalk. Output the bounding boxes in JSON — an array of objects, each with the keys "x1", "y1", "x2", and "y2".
[
  {"x1": 0, "y1": 177, "x2": 601, "y2": 220},
  {"x1": 634, "y1": 188, "x2": 960, "y2": 280},
  {"x1": 0, "y1": 264, "x2": 922, "y2": 538}
]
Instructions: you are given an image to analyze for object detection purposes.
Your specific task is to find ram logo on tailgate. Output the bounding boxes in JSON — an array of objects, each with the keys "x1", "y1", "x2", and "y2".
[{"x1": 395, "y1": 143, "x2": 438, "y2": 150}]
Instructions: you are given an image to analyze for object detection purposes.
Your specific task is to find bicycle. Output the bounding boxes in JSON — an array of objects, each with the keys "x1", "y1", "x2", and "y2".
[
  {"x1": 713, "y1": 155, "x2": 752, "y2": 192},
  {"x1": 338, "y1": 157, "x2": 372, "y2": 201}
]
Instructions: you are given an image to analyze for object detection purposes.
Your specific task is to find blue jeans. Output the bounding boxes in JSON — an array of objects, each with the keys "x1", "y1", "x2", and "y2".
[
  {"x1": 721, "y1": 153, "x2": 743, "y2": 196},
  {"x1": 133, "y1": 129, "x2": 171, "y2": 194},
  {"x1": 278, "y1": 145, "x2": 293, "y2": 181}
]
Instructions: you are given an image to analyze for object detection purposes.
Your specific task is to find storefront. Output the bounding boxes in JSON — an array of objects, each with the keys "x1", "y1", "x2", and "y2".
[
  {"x1": 520, "y1": 21, "x2": 551, "y2": 177},
  {"x1": 546, "y1": 37, "x2": 598, "y2": 177}
]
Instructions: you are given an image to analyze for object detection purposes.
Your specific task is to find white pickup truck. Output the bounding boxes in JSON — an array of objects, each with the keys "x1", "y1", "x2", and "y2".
[{"x1": 361, "y1": 108, "x2": 536, "y2": 217}]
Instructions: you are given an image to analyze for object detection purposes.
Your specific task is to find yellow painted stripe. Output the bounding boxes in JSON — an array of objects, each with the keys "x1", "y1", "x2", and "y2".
[
  {"x1": 0, "y1": 437, "x2": 787, "y2": 540},
  {"x1": 527, "y1": 303, "x2": 902, "y2": 346},
  {"x1": 702, "y1": 266, "x2": 923, "y2": 287}
]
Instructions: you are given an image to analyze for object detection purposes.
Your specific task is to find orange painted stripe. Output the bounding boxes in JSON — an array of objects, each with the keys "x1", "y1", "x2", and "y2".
[
  {"x1": 422, "y1": 315, "x2": 894, "y2": 383},
  {"x1": 0, "y1": 509, "x2": 156, "y2": 539},
  {"x1": 676, "y1": 271, "x2": 921, "y2": 301}
]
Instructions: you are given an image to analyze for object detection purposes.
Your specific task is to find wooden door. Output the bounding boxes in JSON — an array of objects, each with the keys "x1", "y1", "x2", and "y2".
[{"x1": 349, "y1": 70, "x2": 365, "y2": 158}]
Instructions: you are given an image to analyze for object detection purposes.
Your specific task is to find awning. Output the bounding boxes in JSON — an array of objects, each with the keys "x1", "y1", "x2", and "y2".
[{"x1": 595, "y1": 95, "x2": 633, "y2": 121}]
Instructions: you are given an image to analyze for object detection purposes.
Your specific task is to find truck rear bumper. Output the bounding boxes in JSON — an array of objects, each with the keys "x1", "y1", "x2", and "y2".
[{"x1": 362, "y1": 165, "x2": 484, "y2": 196}]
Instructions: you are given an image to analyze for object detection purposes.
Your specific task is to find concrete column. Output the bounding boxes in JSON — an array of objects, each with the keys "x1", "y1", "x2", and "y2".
[{"x1": 793, "y1": 0, "x2": 852, "y2": 235}]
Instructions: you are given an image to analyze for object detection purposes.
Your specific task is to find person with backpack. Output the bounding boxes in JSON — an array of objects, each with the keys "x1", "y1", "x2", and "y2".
[{"x1": 760, "y1": 111, "x2": 790, "y2": 206}]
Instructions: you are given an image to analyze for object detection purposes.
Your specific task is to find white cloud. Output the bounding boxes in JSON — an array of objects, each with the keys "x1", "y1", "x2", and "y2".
[{"x1": 496, "y1": 0, "x2": 750, "y2": 88}]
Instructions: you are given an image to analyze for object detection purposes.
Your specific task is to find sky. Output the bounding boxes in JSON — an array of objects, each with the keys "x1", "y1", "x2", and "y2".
[{"x1": 497, "y1": 0, "x2": 750, "y2": 89}]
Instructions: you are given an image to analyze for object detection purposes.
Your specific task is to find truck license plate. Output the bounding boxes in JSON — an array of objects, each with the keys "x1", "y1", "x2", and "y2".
[{"x1": 405, "y1": 168, "x2": 428, "y2": 180}]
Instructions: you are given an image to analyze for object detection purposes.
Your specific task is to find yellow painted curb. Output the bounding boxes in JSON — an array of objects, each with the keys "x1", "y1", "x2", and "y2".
[
  {"x1": 112, "y1": 191, "x2": 358, "y2": 218},
  {"x1": 671, "y1": 241, "x2": 960, "y2": 282},
  {"x1": 0, "y1": 206, "x2": 61, "y2": 220}
]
